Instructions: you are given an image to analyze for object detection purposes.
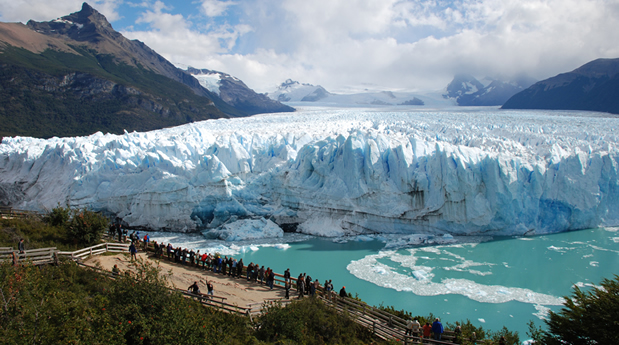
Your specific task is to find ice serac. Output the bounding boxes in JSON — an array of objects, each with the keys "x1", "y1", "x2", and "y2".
[{"x1": 1, "y1": 109, "x2": 618, "y2": 237}]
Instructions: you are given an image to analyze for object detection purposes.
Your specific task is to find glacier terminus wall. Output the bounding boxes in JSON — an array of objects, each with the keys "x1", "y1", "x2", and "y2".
[{"x1": 1, "y1": 107, "x2": 618, "y2": 237}]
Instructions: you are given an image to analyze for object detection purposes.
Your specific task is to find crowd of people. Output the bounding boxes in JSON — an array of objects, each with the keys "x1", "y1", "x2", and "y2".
[{"x1": 118, "y1": 231, "x2": 347, "y2": 302}]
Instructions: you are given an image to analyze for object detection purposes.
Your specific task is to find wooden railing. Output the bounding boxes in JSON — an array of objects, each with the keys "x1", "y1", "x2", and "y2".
[
  {"x1": 57, "y1": 242, "x2": 129, "y2": 260},
  {"x1": 0, "y1": 247, "x2": 57, "y2": 265},
  {"x1": 0, "y1": 206, "x2": 43, "y2": 218}
]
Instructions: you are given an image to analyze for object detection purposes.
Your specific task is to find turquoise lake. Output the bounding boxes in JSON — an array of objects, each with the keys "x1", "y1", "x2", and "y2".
[{"x1": 145, "y1": 227, "x2": 619, "y2": 340}]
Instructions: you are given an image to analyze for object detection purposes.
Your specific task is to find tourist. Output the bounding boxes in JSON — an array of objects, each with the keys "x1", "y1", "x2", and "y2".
[
  {"x1": 285, "y1": 280, "x2": 291, "y2": 299},
  {"x1": 284, "y1": 268, "x2": 291, "y2": 283},
  {"x1": 268, "y1": 269, "x2": 275, "y2": 289},
  {"x1": 207, "y1": 281, "x2": 214, "y2": 296},
  {"x1": 252, "y1": 264, "x2": 259, "y2": 282},
  {"x1": 122, "y1": 227, "x2": 128, "y2": 242},
  {"x1": 117, "y1": 225, "x2": 122, "y2": 242},
  {"x1": 298, "y1": 277, "x2": 305, "y2": 298},
  {"x1": 470, "y1": 332, "x2": 477, "y2": 344},
  {"x1": 247, "y1": 262, "x2": 254, "y2": 280},
  {"x1": 201, "y1": 252, "x2": 208, "y2": 269},
  {"x1": 18, "y1": 238, "x2": 25, "y2": 253},
  {"x1": 167, "y1": 243, "x2": 173, "y2": 259},
  {"x1": 112, "y1": 264, "x2": 120, "y2": 277},
  {"x1": 432, "y1": 318, "x2": 443, "y2": 340},
  {"x1": 236, "y1": 258, "x2": 243, "y2": 277},
  {"x1": 339, "y1": 286, "x2": 347, "y2": 298},
  {"x1": 411, "y1": 318, "x2": 420, "y2": 338},
  {"x1": 305, "y1": 275, "x2": 312, "y2": 295},
  {"x1": 231, "y1": 259, "x2": 237, "y2": 276},
  {"x1": 297, "y1": 273, "x2": 303, "y2": 291},
  {"x1": 310, "y1": 279, "x2": 318, "y2": 297},
  {"x1": 222, "y1": 256, "x2": 228, "y2": 275},
  {"x1": 422, "y1": 322, "x2": 432, "y2": 340},
  {"x1": 129, "y1": 242, "x2": 137, "y2": 261},
  {"x1": 143, "y1": 233, "x2": 150, "y2": 250},
  {"x1": 174, "y1": 247, "x2": 181, "y2": 262},
  {"x1": 188, "y1": 281, "x2": 200, "y2": 294},
  {"x1": 258, "y1": 265, "x2": 265, "y2": 284},
  {"x1": 453, "y1": 325, "x2": 462, "y2": 344},
  {"x1": 405, "y1": 318, "x2": 413, "y2": 336}
]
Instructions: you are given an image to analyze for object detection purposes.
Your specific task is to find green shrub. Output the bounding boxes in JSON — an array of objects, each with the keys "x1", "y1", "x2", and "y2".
[
  {"x1": 66, "y1": 208, "x2": 109, "y2": 246},
  {"x1": 255, "y1": 297, "x2": 375, "y2": 344}
]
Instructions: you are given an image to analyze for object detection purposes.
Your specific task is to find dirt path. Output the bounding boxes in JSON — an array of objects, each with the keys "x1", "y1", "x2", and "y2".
[{"x1": 86, "y1": 252, "x2": 286, "y2": 308}]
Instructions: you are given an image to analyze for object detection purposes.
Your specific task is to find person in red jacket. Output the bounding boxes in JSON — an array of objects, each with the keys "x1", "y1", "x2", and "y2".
[{"x1": 422, "y1": 322, "x2": 432, "y2": 340}]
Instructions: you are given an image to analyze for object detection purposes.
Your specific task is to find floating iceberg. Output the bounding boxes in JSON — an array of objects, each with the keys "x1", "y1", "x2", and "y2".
[
  {"x1": 1, "y1": 108, "x2": 618, "y2": 238},
  {"x1": 202, "y1": 217, "x2": 283, "y2": 241}
]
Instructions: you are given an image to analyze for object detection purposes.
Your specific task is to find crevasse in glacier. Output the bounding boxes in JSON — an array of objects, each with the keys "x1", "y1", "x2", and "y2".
[{"x1": 1, "y1": 108, "x2": 618, "y2": 236}]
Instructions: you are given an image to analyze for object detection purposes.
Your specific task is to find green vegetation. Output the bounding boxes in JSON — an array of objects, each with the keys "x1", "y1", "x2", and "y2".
[
  {"x1": 1, "y1": 205, "x2": 107, "y2": 250},
  {"x1": 256, "y1": 298, "x2": 375, "y2": 344},
  {"x1": 528, "y1": 275, "x2": 619, "y2": 344},
  {"x1": 0, "y1": 259, "x2": 253, "y2": 344},
  {"x1": 0, "y1": 45, "x2": 239, "y2": 138}
]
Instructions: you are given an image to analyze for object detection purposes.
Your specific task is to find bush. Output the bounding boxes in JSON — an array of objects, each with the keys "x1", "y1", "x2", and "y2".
[
  {"x1": 255, "y1": 297, "x2": 375, "y2": 344},
  {"x1": 66, "y1": 208, "x2": 109, "y2": 246},
  {"x1": 45, "y1": 204, "x2": 71, "y2": 227}
]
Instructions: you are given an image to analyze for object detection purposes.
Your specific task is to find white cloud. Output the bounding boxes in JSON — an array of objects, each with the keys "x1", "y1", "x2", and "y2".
[{"x1": 200, "y1": 0, "x2": 235, "y2": 17}]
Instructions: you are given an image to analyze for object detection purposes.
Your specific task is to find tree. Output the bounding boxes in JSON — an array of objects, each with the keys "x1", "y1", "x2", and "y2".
[
  {"x1": 66, "y1": 208, "x2": 109, "y2": 245},
  {"x1": 45, "y1": 204, "x2": 71, "y2": 227},
  {"x1": 543, "y1": 275, "x2": 619, "y2": 344}
]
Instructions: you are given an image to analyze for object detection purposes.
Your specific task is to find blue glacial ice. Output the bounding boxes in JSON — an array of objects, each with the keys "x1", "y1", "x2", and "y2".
[{"x1": 1, "y1": 108, "x2": 618, "y2": 238}]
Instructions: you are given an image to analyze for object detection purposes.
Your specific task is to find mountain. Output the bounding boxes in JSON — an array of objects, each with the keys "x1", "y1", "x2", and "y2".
[
  {"x1": 268, "y1": 79, "x2": 331, "y2": 102},
  {"x1": 443, "y1": 74, "x2": 536, "y2": 106},
  {"x1": 0, "y1": 3, "x2": 291, "y2": 139},
  {"x1": 502, "y1": 58, "x2": 619, "y2": 114},
  {"x1": 266, "y1": 79, "x2": 455, "y2": 106},
  {"x1": 187, "y1": 68, "x2": 294, "y2": 115}
]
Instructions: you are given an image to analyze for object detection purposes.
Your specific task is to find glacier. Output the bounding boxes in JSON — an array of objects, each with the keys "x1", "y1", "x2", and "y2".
[{"x1": 1, "y1": 107, "x2": 618, "y2": 237}]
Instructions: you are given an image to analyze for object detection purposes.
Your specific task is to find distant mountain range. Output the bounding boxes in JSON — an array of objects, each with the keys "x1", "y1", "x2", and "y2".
[
  {"x1": 502, "y1": 58, "x2": 619, "y2": 115},
  {"x1": 0, "y1": 3, "x2": 292, "y2": 139},
  {"x1": 442, "y1": 74, "x2": 536, "y2": 106},
  {"x1": 267, "y1": 79, "x2": 444, "y2": 106}
]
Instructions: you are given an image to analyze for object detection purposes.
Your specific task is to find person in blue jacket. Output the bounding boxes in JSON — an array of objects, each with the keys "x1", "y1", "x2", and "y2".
[{"x1": 432, "y1": 318, "x2": 444, "y2": 340}]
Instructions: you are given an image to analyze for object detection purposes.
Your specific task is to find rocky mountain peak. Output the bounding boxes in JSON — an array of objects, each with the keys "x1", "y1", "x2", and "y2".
[{"x1": 27, "y1": 2, "x2": 119, "y2": 43}]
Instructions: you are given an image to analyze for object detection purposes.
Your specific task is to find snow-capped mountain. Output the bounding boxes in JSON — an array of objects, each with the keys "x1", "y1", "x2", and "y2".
[
  {"x1": 443, "y1": 74, "x2": 536, "y2": 106},
  {"x1": 268, "y1": 79, "x2": 451, "y2": 107},
  {"x1": 1, "y1": 108, "x2": 618, "y2": 238},
  {"x1": 267, "y1": 79, "x2": 330, "y2": 102},
  {"x1": 187, "y1": 68, "x2": 295, "y2": 115}
]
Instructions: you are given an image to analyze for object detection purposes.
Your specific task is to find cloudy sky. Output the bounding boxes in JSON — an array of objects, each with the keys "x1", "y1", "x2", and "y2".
[{"x1": 1, "y1": 0, "x2": 618, "y2": 93}]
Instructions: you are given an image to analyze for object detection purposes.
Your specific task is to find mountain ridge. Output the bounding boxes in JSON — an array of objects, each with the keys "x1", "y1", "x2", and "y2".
[{"x1": 502, "y1": 58, "x2": 619, "y2": 114}]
